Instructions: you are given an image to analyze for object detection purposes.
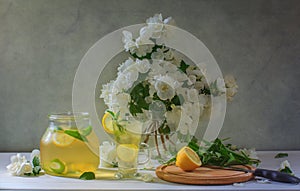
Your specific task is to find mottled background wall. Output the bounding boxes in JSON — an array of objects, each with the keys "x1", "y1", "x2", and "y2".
[{"x1": 1, "y1": 0, "x2": 299, "y2": 151}]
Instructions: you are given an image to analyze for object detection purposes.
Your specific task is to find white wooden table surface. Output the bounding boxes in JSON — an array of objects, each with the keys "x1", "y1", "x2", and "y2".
[{"x1": 1, "y1": 151, "x2": 300, "y2": 191}]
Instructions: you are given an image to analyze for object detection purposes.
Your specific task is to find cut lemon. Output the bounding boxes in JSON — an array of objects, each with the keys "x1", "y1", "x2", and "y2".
[
  {"x1": 102, "y1": 112, "x2": 114, "y2": 134},
  {"x1": 53, "y1": 132, "x2": 74, "y2": 147},
  {"x1": 50, "y1": 158, "x2": 66, "y2": 174},
  {"x1": 116, "y1": 144, "x2": 138, "y2": 163},
  {"x1": 175, "y1": 146, "x2": 202, "y2": 171}
]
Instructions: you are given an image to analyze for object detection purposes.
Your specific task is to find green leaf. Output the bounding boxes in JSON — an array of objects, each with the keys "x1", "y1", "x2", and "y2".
[
  {"x1": 171, "y1": 95, "x2": 181, "y2": 106},
  {"x1": 32, "y1": 156, "x2": 40, "y2": 167},
  {"x1": 106, "y1": 110, "x2": 116, "y2": 119},
  {"x1": 80, "y1": 126, "x2": 92, "y2": 136},
  {"x1": 188, "y1": 137, "x2": 199, "y2": 152},
  {"x1": 275, "y1": 153, "x2": 288, "y2": 158},
  {"x1": 79, "y1": 172, "x2": 96, "y2": 180},
  {"x1": 178, "y1": 60, "x2": 189, "y2": 73},
  {"x1": 52, "y1": 126, "x2": 64, "y2": 132},
  {"x1": 280, "y1": 167, "x2": 293, "y2": 175},
  {"x1": 129, "y1": 82, "x2": 150, "y2": 116},
  {"x1": 164, "y1": 157, "x2": 176, "y2": 165},
  {"x1": 33, "y1": 166, "x2": 41, "y2": 175},
  {"x1": 64, "y1": 130, "x2": 88, "y2": 142}
]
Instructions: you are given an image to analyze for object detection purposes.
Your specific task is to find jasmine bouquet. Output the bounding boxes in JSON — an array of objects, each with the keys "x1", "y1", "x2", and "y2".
[{"x1": 100, "y1": 14, "x2": 238, "y2": 156}]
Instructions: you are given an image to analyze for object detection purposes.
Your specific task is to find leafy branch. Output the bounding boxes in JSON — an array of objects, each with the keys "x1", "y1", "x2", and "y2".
[{"x1": 166, "y1": 137, "x2": 261, "y2": 167}]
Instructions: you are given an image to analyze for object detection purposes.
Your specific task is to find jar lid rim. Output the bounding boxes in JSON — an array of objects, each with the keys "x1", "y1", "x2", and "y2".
[{"x1": 48, "y1": 112, "x2": 89, "y2": 120}]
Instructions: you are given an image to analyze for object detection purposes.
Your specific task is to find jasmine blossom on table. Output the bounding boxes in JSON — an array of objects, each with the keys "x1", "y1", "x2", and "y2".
[
  {"x1": 279, "y1": 160, "x2": 294, "y2": 175},
  {"x1": 6, "y1": 149, "x2": 43, "y2": 176}
]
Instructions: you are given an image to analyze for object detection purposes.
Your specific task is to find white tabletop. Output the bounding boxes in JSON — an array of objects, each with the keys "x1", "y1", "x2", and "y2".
[{"x1": 0, "y1": 151, "x2": 300, "y2": 191}]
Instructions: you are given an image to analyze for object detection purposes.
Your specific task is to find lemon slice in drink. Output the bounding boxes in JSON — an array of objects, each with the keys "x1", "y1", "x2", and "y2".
[
  {"x1": 102, "y1": 112, "x2": 114, "y2": 134},
  {"x1": 50, "y1": 158, "x2": 66, "y2": 174},
  {"x1": 176, "y1": 146, "x2": 202, "y2": 171},
  {"x1": 53, "y1": 132, "x2": 74, "y2": 147},
  {"x1": 116, "y1": 144, "x2": 138, "y2": 163}
]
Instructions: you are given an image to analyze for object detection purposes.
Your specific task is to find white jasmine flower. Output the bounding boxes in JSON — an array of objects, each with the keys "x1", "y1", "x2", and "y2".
[
  {"x1": 114, "y1": 73, "x2": 132, "y2": 91},
  {"x1": 226, "y1": 87, "x2": 238, "y2": 101},
  {"x1": 10, "y1": 153, "x2": 27, "y2": 164},
  {"x1": 139, "y1": 26, "x2": 153, "y2": 40},
  {"x1": 122, "y1": 31, "x2": 136, "y2": 52},
  {"x1": 238, "y1": 148, "x2": 259, "y2": 159},
  {"x1": 148, "y1": 60, "x2": 165, "y2": 78},
  {"x1": 146, "y1": 14, "x2": 164, "y2": 39},
  {"x1": 188, "y1": 75, "x2": 197, "y2": 85},
  {"x1": 151, "y1": 48, "x2": 164, "y2": 60},
  {"x1": 116, "y1": 93, "x2": 131, "y2": 107},
  {"x1": 280, "y1": 160, "x2": 291, "y2": 171},
  {"x1": 172, "y1": 53, "x2": 182, "y2": 67},
  {"x1": 122, "y1": 29, "x2": 154, "y2": 57},
  {"x1": 7, "y1": 162, "x2": 21, "y2": 176},
  {"x1": 216, "y1": 77, "x2": 226, "y2": 92},
  {"x1": 133, "y1": 44, "x2": 154, "y2": 57},
  {"x1": 162, "y1": 61, "x2": 178, "y2": 73},
  {"x1": 187, "y1": 89, "x2": 199, "y2": 102},
  {"x1": 176, "y1": 87, "x2": 188, "y2": 102},
  {"x1": 100, "y1": 80, "x2": 115, "y2": 100},
  {"x1": 224, "y1": 75, "x2": 238, "y2": 88},
  {"x1": 135, "y1": 59, "x2": 150, "y2": 73},
  {"x1": 154, "y1": 75, "x2": 180, "y2": 100},
  {"x1": 164, "y1": 49, "x2": 174, "y2": 60},
  {"x1": 163, "y1": 16, "x2": 176, "y2": 26},
  {"x1": 155, "y1": 81, "x2": 175, "y2": 100},
  {"x1": 7, "y1": 153, "x2": 30, "y2": 176},
  {"x1": 17, "y1": 162, "x2": 32, "y2": 175},
  {"x1": 118, "y1": 58, "x2": 135, "y2": 74},
  {"x1": 194, "y1": 81, "x2": 205, "y2": 90},
  {"x1": 198, "y1": 94, "x2": 209, "y2": 107},
  {"x1": 100, "y1": 141, "x2": 117, "y2": 167}
]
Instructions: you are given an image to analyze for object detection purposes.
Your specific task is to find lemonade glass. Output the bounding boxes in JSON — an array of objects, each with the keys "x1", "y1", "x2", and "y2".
[
  {"x1": 40, "y1": 112, "x2": 99, "y2": 177},
  {"x1": 112, "y1": 115, "x2": 147, "y2": 178}
]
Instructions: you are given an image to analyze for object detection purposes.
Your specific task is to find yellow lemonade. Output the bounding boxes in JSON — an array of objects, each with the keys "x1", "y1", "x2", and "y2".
[
  {"x1": 40, "y1": 113, "x2": 99, "y2": 177},
  {"x1": 113, "y1": 118, "x2": 142, "y2": 177}
]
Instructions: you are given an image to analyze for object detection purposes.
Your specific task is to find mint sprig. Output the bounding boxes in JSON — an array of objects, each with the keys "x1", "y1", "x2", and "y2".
[{"x1": 55, "y1": 126, "x2": 93, "y2": 142}]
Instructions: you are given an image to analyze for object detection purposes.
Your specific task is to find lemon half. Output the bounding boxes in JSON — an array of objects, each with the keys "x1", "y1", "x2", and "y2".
[{"x1": 175, "y1": 146, "x2": 202, "y2": 171}]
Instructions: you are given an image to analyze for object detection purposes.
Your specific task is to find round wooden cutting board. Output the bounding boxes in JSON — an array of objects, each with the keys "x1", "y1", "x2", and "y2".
[{"x1": 156, "y1": 165, "x2": 254, "y2": 185}]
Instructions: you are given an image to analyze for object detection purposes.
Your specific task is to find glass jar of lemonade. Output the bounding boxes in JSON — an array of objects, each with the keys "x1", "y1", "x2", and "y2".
[{"x1": 40, "y1": 112, "x2": 99, "y2": 177}]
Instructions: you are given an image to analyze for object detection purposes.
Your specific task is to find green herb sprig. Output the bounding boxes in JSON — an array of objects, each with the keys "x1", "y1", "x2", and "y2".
[
  {"x1": 166, "y1": 137, "x2": 260, "y2": 167},
  {"x1": 53, "y1": 126, "x2": 92, "y2": 142},
  {"x1": 106, "y1": 110, "x2": 125, "y2": 133}
]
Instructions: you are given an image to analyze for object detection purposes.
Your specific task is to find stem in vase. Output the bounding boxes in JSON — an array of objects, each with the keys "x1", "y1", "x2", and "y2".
[
  {"x1": 154, "y1": 130, "x2": 161, "y2": 157},
  {"x1": 165, "y1": 134, "x2": 175, "y2": 146},
  {"x1": 160, "y1": 134, "x2": 167, "y2": 151}
]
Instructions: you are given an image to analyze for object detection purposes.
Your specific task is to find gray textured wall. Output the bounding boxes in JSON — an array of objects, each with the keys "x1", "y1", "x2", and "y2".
[{"x1": 1, "y1": 0, "x2": 299, "y2": 151}]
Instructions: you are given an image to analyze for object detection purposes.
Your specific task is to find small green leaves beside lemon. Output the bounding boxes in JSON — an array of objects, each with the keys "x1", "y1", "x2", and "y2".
[
  {"x1": 79, "y1": 172, "x2": 95, "y2": 180},
  {"x1": 50, "y1": 159, "x2": 65, "y2": 174},
  {"x1": 275, "y1": 153, "x2": 288, "y2": 159}
]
